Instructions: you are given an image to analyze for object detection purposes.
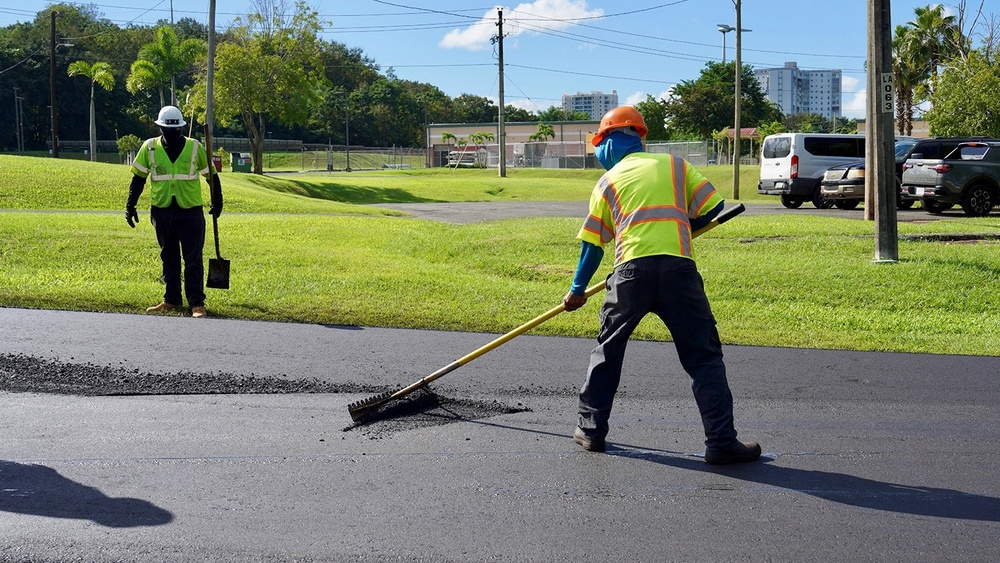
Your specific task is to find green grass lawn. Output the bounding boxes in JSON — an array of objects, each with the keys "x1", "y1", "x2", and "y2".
[{"x1": 1, "y1": 154, "x2": 998, "y2": 356}]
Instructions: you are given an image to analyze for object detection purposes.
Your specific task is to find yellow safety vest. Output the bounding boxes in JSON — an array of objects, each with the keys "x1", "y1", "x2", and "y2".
[
  {"x1": 130, "y1": 137, "x2": 210, "y2": 209},
  {"x1": 578, "y1": 152, "x2": 724, "y2": 265}
]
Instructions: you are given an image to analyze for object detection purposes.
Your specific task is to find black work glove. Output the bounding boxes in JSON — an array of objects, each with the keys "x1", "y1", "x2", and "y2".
[
  {"x1": 208, "y1": 176, "x2": 223, "y2": 218},
  {"x1": 126, "y1": 175, "x2": 144, "y2": 228},
  {"x1": 125, "y1": 206, "x2": 139, "y2": 228}
]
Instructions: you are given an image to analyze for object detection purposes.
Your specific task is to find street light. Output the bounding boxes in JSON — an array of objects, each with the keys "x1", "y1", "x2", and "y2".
[
  {"x1": 717, "y1": 23, "x2": 750, "y2": 64},
  {"x1": 49, "y1": 11, "x2": 73, "y2": 158}
]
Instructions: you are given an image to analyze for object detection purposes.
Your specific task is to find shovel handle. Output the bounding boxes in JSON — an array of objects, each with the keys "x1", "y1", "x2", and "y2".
[{"x1": 203, "y1": 124, "x2": 223, "y2": 260}]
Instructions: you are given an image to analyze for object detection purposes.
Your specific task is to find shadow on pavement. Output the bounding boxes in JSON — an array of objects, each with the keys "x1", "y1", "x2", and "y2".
[
  {"x1": 610, "y1": 448, "x2": 1000, "y2": 522},
  {"x1": 0, "y1": 461, "x2": 174, "y2": 528}
]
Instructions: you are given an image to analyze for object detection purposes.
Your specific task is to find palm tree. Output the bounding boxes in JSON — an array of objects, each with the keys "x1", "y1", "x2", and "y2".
[
  {"x1": 907, "y1": 5, "x2": 963, "y2": 97},
  {"x1": 892, "y1": 25, "x2": 926, "y2": 136},
  {"x1": 126, "y1": 26, "x2": 206, "y2": 107},
  {"x1": 68, "y1": 61, "x2": 115, "y2": 162}
]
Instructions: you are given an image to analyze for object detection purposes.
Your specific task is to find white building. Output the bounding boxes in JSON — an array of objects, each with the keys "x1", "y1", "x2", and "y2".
[
  {"x1": 754, "y1": 62, "x2": 842, "y2": 120},
  {"x1": 561, "y1": 91, "x2": 619, "y2": 120}
]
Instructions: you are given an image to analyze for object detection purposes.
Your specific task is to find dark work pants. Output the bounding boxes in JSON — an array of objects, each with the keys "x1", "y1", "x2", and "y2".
[
  {"x1": 578, "y1": 255, "x2": 738, "y2": 448},
  {"x1": 150, "y1": 205, "x2": 206, "y2": 308}
]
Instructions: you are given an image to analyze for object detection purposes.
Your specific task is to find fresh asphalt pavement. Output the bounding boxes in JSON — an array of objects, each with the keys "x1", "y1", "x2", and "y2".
[{"x1": 3, "y1": 201, "x2": 999, "y2": 561}]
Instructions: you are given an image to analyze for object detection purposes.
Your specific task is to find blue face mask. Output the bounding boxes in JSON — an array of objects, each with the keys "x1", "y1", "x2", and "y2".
[{"x1": 594, "y1": 131, "x2": 644, "y2": 170}]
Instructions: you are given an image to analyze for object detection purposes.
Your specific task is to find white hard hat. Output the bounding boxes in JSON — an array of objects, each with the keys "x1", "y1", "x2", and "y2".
[{"x1": 154, "y1": 105, "x2": 186, "y2": 128}]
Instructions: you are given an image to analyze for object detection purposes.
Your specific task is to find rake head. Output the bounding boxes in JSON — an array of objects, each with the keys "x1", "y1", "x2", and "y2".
[{"x1": 347, "y1": 390, "x2": 395, "y2": 422}]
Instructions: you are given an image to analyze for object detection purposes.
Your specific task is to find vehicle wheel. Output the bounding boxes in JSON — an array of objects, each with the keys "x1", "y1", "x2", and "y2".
[
  {"x1": 960, "y1": 184, "x2": 996, "y2": 217},
  {"x1": 833, "y1": 199, "x2": 860, "y2": 210},
  {"x1": 780, "y1": 195, "x2": 803, "y2": 209},
  {"x1": 922, "y1": 200, "x2": 952, "y2": 214},
  {"x1": 812, "y1": 187, "x2": 833, "y2": 209}
]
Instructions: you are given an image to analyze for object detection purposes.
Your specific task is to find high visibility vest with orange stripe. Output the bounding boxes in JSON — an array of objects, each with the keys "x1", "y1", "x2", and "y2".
[
  {"x1": 130, "y1": 137, "x2": 210, "y2": 209},
  {"x1": 578, "y1": 152, "x2": 724, "y2": 265}
]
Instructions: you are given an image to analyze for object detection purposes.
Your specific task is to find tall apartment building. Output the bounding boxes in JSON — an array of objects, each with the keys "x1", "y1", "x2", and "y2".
[
  {"x1": 561, "y1": 91, "x2": 619, "y2": 120},
  {"x1": 753, "y1": 62, "x2": 842, "y2": 120}
]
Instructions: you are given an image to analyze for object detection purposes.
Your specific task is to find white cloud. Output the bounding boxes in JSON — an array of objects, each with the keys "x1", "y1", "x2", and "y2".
[
  {"x1": 625, "y1": 89, "x2": 672, "y2": 106},
  {"x1": 842, "y1": 76, "x2": 866, "y2": 120},
  {"x1": 439, "y1": 0, "x2": 603, "y2": 51}
]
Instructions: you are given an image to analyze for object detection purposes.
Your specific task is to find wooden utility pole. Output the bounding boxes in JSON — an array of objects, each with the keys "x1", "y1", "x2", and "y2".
[
  {"x1": 50, "y1": 11, "x2": 59, "y2": 158},
  {"x1": 496, "y1": 8, "x2": 506, "y2": 178},
  {"x1": 867, "y1": 0, "x2": 898, "y2": 262}
]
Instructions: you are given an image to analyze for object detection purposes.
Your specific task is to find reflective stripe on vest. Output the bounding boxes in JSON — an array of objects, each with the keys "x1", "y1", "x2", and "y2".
[
  {"x1": 148, "y1": 139, "x2": 202, "y2": 182},
  {"x1": 580, "y1": 153, "x2": 721, "y2": 265}
]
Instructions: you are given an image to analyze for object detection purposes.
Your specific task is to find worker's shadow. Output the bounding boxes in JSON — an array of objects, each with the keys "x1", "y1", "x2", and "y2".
[
  {"x1": 0, "y1": 461, "x2": 174, "y2": 528},
  {"x1": 608, "y1": 447, "x2": 1000, "y2": 523}
]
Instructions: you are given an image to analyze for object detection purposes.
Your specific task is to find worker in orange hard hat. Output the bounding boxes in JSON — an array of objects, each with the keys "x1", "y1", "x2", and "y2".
[{"x1": 563, "y1": 105, "x2": 760, "y2": 464}]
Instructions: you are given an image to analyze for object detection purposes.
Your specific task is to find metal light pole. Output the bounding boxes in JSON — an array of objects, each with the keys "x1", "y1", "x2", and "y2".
[
  {"x1": 717, "y1": 24, "x2": 733, "y2": 64},
  {"x1": 344, "y1": 99, "x2": 351, "y2": 172},
  {"x1": 13, "y1": 87, "x2": 22, "y2": 153}
]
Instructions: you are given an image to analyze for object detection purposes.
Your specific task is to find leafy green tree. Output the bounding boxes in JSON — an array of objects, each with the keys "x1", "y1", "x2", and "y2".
[
  {"x1": 664, "y1": 61, "x2": 781, "y2": 140},
  {"x1": 634, "y1": 95, "x2": 668, "y2": 140},
  {"x1": 504, "y1": 106, "x2": 536, "y2": 122},
  {"x1": 210, "y1": 0, "x2": 326, "y2": 173},
  {"x1": 783, "y1": 113, "x2": 833, "y2": 133},
  {"x1": 68, "y1": 60, "x2": 115, "y2": 161},
  {"x1": 117, "y1": 133, "x2": 142, "y2": 162},
  {"x1": 536, "y1": 106, "x2": 589, "y2": 122},
  {"x1": 452, "y1": 94, "x2": 496, "y2": 123},
  {"x1": 925, "y1": 50, "x2": 1000, "y2": 137}
]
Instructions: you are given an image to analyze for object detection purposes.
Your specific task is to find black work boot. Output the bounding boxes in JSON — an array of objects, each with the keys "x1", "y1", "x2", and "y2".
[
  {"x1": 704, "y1": 440, "x2": 761, "y2": 464},
  {"x1": 573, "y1": 427, "x2": 606, "y2": 453}
]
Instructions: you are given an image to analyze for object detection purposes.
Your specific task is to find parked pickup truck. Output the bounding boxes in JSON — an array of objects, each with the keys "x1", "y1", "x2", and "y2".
[{"x1": 901, "y1": 142, "x2": 1000, "y2": 216}]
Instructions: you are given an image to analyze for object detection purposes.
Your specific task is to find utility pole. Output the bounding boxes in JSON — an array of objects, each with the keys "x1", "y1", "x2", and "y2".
[
  {"x1": 867, "y1": 0, "x2": 898, "y2": 262},
  {"x1": 495, "y1": 8, "x2": 506, "y2": 178},
  {"x1": 50, "y1": 11, "x2": 59, "y2": 158},
  {"x1": 13, "y1": 87, "x2": 22, "y2": 153},
  {"x1": 732, "y1": 0, "x2": 742, "y2": 199},
  {"x1": 206, "y1": 0, "x2": 215, "y2": 163}
]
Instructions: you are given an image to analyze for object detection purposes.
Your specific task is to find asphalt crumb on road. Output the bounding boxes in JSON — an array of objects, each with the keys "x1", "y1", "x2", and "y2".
[
  {"x1": 0, "y1": 353, "x2": 364, "y2": 396},
  {"x1": 0, "y1": 353, "x2": 530, "y2": 436},
  {"x1": 343, "y1": 387, "x2": 531, "y2": 438}
]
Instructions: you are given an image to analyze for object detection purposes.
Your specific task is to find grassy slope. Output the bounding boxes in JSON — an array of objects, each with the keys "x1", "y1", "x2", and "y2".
[{"x1": 1, "y1": 154, "x2": 998, "y2": 355}]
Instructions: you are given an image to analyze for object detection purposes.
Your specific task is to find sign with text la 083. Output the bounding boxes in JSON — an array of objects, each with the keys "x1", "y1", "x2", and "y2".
[{"x1": 881, "y1": 73, "x2": 894, "y2": 113}]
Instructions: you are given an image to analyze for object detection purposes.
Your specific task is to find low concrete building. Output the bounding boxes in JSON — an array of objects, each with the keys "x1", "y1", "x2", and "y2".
[{"x1": 426, "y1": 120, "x2": 599, "y2": 168}]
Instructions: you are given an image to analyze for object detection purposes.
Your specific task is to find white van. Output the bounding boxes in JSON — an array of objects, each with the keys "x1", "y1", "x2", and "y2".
[{"x1": 758, "y1": 133, "x2": 866, "y2": 209}]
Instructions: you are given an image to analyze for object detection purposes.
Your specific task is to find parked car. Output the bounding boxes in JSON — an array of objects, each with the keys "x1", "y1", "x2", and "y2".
[
  {"x1": 901, "y1": 141, "x2": 1000, "y2": 216},
  {"x1": 758, "y1": 133, "x2": 866, "y2": 209},
  {"x1": 819, "y1": 137, "x2": 1000, "y2": 210}
]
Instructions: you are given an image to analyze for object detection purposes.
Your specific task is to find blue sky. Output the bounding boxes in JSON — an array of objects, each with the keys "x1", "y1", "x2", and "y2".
[{"x1": 1, "y1": 1, "x2": 983, "y2": 119}]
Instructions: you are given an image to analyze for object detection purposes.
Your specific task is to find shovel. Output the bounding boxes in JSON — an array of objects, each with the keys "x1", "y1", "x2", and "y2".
[
  {"x1": 207, "y1": 215, "x2": 230, "y2": 289},
  {"x1": 204, "y1": 125, "x2": 230, "y2": 290}
]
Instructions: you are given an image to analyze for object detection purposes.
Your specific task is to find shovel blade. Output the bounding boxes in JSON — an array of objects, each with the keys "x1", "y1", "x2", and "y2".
[{"x1": 207, "y1": 257, "x2": 230, "y2": 290}]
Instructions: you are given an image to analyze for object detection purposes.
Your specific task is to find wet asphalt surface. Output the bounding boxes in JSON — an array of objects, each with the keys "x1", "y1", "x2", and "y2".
[{"x1": 3, "y1": 201, "x2": 1000, "y2": 561}]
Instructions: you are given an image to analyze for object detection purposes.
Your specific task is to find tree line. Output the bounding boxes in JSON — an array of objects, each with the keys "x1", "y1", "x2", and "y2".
[
  {"x1": 1, "y1": 1, "x2": 997, "y2": 173},
  {"x1": 0, "y1": 1, "x2": 590, "y2": 172}
]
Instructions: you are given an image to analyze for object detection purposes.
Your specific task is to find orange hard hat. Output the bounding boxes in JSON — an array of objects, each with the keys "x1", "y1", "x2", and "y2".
[{"x1": 592, "y1": 106, "x2": 648, "y2": 146}]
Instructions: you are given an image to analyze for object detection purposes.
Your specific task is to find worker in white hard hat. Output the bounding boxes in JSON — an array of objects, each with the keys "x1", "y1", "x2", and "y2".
[{"x1": 125, "y1": 105, "x2": 223, "y2": 318}]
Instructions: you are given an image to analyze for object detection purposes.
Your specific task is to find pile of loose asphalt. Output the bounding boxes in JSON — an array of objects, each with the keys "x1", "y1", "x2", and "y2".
[{"x1": 0, "y1": 353, "x2": 530, "y2": 439}]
